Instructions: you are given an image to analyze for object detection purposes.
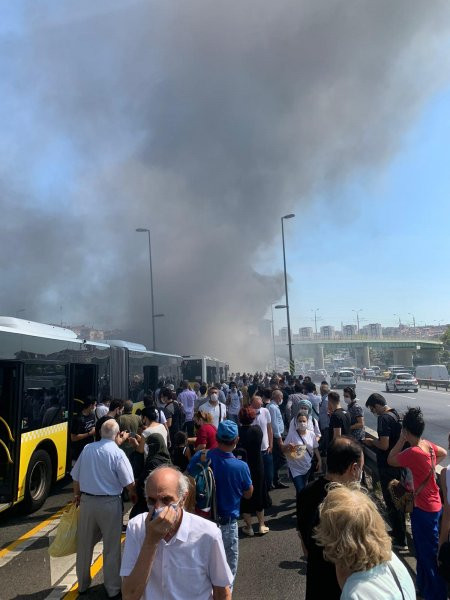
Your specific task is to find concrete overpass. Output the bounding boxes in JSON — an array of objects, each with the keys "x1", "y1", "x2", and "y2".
[{"x1": 274, "y1": 338, "x2": 443, "y2": 369}]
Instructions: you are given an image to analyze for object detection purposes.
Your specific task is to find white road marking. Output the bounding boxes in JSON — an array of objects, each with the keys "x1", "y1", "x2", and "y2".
[{"x1": 0, "y1": 520, "x2": 59, "y2": 568}]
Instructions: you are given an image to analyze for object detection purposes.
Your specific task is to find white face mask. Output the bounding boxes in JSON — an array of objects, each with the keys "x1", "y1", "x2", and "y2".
[
  {"x1": 210, "y1": 393, "x2": 218, "y2": 403},
  {"x1": 297, "y1": 421, "x2": 307, "y2": 432},
  {"x1": 344, "y1": 396, "x2": 352, "y2": 405}
]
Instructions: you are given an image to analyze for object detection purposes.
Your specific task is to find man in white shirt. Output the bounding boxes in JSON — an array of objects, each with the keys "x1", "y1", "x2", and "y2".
[
  {"x1": 121, "y1": 466, "x2": 232, "y2": 600},
  {"x1": 199, "y1": 387, "x2": 227, "y2": 428},
  {"x1": 71, "y1": 420, "x2": 136, "y2": 598},
  {"x1": 250, "y1": 395, "x2": 273, "y2": 493}
]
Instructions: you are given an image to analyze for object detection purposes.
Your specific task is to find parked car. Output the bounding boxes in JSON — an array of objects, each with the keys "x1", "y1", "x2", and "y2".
[
  {"x1": 385, "y1": 372, "x2": 419, "y2": 393},
  {"x1": 331, "y1": 370, "x2": 356, "y2": 390},
  {"x1": 371, "y1": 366, "x2": 381, "y2": 374}
]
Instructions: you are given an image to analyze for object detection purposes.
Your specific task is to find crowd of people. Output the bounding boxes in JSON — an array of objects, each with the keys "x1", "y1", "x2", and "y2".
[{"x1": 69, "y1": 372, "x2": 450, "y2": 599}]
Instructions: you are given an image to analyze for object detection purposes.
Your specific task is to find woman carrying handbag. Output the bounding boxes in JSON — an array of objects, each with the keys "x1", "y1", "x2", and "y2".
[{"x1": 388, "y1": 407, "x2": 447, "y2": 600}]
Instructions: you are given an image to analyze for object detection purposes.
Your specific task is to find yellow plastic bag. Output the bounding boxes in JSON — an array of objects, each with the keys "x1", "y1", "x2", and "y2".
[{"x1": 48, "y1": 504, "x2": 79, "y2": 557}]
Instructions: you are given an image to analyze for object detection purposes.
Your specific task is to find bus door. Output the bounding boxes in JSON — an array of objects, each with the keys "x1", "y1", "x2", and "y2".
[
  {"x1": 206, "y1": 366, "x2": 216, "y2": 385},
  {"x1": 0, "y1": 361, "x2": 22, "y2": 505},
  {"x1": 69, "y1": 363, "x2": 98, "y2": 415},
  {"x1": 143, "y1": 366, "x2": 158, "y2": 393}
]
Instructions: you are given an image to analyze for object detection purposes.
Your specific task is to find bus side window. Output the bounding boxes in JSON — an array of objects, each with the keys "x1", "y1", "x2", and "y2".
[{"x1": 22, "y1": 364, "x2": 68, "y2": 431}]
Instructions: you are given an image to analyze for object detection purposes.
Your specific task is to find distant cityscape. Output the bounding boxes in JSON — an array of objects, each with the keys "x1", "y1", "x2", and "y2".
[{"x1": 262, "y1": 322, "x2": 449, "y2": 342}]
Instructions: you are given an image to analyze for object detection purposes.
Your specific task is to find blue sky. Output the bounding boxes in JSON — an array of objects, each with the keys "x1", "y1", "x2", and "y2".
[{"x1": 265, "y1": 85, "x2": 450, "y2": 334}]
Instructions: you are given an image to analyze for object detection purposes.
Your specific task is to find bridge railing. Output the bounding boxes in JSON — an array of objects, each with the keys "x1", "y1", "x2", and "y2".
[{"x1": 362, "y1": 374, "x2": 450, "y2": 390}]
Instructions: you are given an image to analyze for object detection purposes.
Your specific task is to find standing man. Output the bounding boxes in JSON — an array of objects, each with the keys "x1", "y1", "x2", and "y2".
[
  {"x1": 268, "y1": 390, "x2": 288, "y2": 489},
  {"x1": 226, "y1": 381, "x2": 243, "y2": 424},
  {"x1": 95, "y1": 398, "x2": 124, "y2": 441},
  {"x1": 70, "y1": 397, "x2": 96, "y2": 463},
  {"x1": 318, "y1": 381, "x2": 330, "y2": 454},
  {"x1": 305, "y1": 382, "x2": 321, "y2": 423},
  {"x1": 363, "y1": 393, "x2": 407, "y2": 550},
  {"x1": 118, "y1": 400, "x2": 141, "y2": 459},
  {"x1": 199, "y1": 387, "x2": 227, "y2": 428},
  {"x1": 72, "y1": 420, "x2": 137, "y2": 598},
  {"x1": 297, "y1": 436, "x2": 364, "y2": 600},
  {"x1": 250, "y1": 395, "x2": 273, "y2": 493},
  {"x1": 327, "y1": 391, "x2": 351, "y2": 443},
  {"x1": 121, "y1": 466, "x2": 233, "y2": 600},
  {"x1": 178, "y1": 380, "x2": 197, "y2": 437},
  {"x1": 188, "y1": 421, "x2": 253, "y2": 583}
]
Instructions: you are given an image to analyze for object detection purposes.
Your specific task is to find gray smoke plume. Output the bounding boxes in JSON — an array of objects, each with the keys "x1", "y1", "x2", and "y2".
[{"x1": 1, "y1": 1, "x2": 449, "y2": 369}]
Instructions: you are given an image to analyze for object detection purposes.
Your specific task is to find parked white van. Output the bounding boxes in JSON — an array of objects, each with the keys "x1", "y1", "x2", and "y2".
[{"x1": 415, "y1": 365, "x2": 449, "y2": 381}]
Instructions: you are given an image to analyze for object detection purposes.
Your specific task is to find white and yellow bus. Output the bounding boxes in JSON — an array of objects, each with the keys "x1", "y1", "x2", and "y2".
[
  {"x1": 0, "y1": 317, "x2": 182, "y2": 514},
  {"x1": 181, "y1": 355, "x2": 229, "y2": 386}
]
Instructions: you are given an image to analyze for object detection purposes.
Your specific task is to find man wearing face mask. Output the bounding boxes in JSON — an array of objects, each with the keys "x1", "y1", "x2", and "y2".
[
  {"x1": 297, "y1": 436, "x2": 364, "y2": 600},
  {"x1": 188, "y1": 421, "x2": 253, "y2": 584},
  {"x1": 121, "y1": 465, "x2": 233, "y2": 600},
  {"x1": 343, "y1": 386, "x2": 365, "y2": 442},
  {"x1": 199, "y1": 386, "x2": 227, "y2": 428},
  {"x1": 327, "y1": 391, "x2": 351, "y2": 444}
]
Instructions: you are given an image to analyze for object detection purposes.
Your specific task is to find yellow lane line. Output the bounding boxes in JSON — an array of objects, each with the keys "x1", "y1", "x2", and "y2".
[
  {"x1": 62, "y1": 534, "x2": 125, "y2": 598},
  {"x1": 0, "y1": 505, "x2": 67, "y2": 559}
]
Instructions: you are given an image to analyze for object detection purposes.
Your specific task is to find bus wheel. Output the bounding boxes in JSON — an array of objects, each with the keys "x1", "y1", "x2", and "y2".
[{"x1": 24, "y1": 449, "x2": 52, "y2": 512}]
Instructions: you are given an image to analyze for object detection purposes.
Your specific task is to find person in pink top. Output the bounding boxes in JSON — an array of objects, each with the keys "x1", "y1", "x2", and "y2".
[{"x1": 388, "y1": 407, "x2": 447, "y2": 600}]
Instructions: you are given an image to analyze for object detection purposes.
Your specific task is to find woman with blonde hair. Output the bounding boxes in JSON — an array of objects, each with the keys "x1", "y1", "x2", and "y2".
[
  {"x1": 188, "y1": 410, "x2": 218, "y2": 452},
  {"x1": 314, "y1": 485, "x2": 415, "y2": 599}
]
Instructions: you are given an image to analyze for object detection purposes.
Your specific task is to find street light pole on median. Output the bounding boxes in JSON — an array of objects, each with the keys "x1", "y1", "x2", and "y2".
[
  {"x1": 136, "y1": 227, "x2": 163, "y2": 351},
  {"x1": 281, "y1": 214, "x2": 295, "y2": 374}
]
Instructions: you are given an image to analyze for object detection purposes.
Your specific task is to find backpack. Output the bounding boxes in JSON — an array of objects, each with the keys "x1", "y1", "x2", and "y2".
[
  {"x1": 167, "y1": 400, "x2": 186, "y2": 436},
  {"x1": 192, "y1": 450, "x2": 217, "y2": 520}
]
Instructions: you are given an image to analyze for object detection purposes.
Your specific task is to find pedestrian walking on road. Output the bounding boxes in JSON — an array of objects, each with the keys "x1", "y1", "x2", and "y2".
[
  {"x1": 71, "y1": 419, "x2": 137, "y2": 598},
  {"x1": 283, "y1": 411, "x2": 321, "y2": 493},
  {"x1": 188, "y1": 420, "x2": 253, "y2": 583},
  {"x1": 388, "y1": 407, "x2": 448, "y2": 600},
  {"x1": 178, "y1": 380, "x2": 197, "y2": 436},
  {"x1": 297, "y1": 436, "x2": 364, "y2": 600},
  {"x1": 343, "y1": 387, "x2": 365, "y2": 442},
  {"x1": 226, "y1": 381, "x2": 243, "y2": 423},
  {"x1": 327, "y1": 392, "x2": 351, "y2": 443},
  {"x1": 315, "y1": 485, "x2": 416, "y2": 599},
  {"x1": 121, "y1": 466, "x2": 233, "y2": 600},
  {"x1": 268, "y1": 390, "x2": 288, "y2": 489},
  {"x1": 363, "y1": 393, "x2": 407, "y2": 550},
  {"x1": 199, "y1": 387, "x2": 227, "y2": 428},
  {"x1": 238, "y1": 407, "x2": 270, "y2": 536},
  {"x1": 250, "y1": 395, "x2": 274, "y2": 493}
]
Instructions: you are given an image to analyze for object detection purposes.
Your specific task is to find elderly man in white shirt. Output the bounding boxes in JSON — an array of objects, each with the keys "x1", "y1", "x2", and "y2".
[{"x1": 121, "y1": 466, "x2": 232, "y2": 600}]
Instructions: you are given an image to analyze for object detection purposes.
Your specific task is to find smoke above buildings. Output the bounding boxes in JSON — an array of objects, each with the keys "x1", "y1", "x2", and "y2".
[{"x1": 1, "y1": 1, "x2": 449, "y2": 369}]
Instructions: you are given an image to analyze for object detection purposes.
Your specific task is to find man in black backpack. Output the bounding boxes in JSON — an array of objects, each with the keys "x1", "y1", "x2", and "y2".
[
  {"x1": 363, "y1": 392, "x2": 407, "y2": 550},
  {"x1": 160, "y1": 387, "x2": 185, "y2": 447}
]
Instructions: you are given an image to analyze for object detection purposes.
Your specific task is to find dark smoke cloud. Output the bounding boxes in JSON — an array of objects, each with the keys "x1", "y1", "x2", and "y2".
[{"x1": 1, "y1": 1, "x2": 449, "y2": 369}]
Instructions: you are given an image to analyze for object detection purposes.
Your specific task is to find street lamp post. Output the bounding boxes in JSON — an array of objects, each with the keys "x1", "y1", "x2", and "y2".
[
  {"x1": 352, "y1": 308, "x2": 363, "y2": 333},
  {"x1": 281, "y1": 214, "x2": 295, "y2": 374},
  {"x1": 311, "y1": 308, "x2": 320, "y2": 335},
  {"x1": 136, "y1": 228, "x2": 164, "y2": 351},
  {"x1": 271, "y1": 304, "x2": 277, "y2": 371},
  {"x1": 273, "y1": 303, "x2": 287, "y2": 372}
]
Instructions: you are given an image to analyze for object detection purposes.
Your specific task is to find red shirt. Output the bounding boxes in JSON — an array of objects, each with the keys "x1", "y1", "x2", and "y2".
[
  {"x1": 196, "y1": 424, "x2": 218, "y2": 449},
  {"x1": 396, "y1": 442, "x2": 441, "y2": 512}
]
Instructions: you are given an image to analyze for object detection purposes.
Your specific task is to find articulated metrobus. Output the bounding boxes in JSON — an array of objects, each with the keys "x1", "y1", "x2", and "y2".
[
  {"x1": 0, "y1": 317, "x2": 182, "y2": 514},
  {"x1": 181, "y1": 355, "x2": 229, "y2": 385}
]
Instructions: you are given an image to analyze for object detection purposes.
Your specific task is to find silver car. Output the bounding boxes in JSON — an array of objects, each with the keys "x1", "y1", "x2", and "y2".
[
  {"x1": 385, "y1": 372, "x2": 419, "y2": 393},
  {"x1": 331, "y1": 370, "x2": 356, "y2": 390}
]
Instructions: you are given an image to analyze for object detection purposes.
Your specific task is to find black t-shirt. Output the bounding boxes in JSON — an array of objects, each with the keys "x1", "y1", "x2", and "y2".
[
  {"x1": 376, "y1": 409, "x2": 402, "y2": 468},
  {"x1": 95, "y1": 415, "x2": 115, "y2": 441},
  {"x1": 297, "y1": 477, "x2": 342, "y2": 600},
  {"x1": 71, "y1": 412, "x2": 95, "y2": 459},
  {"x1": 328, "y1": 407, "x2": 351, "y2": 442}
]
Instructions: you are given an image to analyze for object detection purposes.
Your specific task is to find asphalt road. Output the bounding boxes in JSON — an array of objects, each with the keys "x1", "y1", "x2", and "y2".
[{"x1": 352, "y1": 379, "x2": 450, "y2": 465}]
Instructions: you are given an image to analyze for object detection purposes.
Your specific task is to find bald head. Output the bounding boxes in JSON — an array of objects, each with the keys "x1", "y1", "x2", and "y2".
[
  {"x1": 251, "y1": 395, "x2": 262, "y2": 409},
  {"x1": 272, "y1": 389, "x2": 283, "y2": 404},
  {"x1": 145, "y1": 466, "x2": 190, "y2": 505},
  {"x1": 101, "y1": 418, "x2": 119, "y2": 440}
]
